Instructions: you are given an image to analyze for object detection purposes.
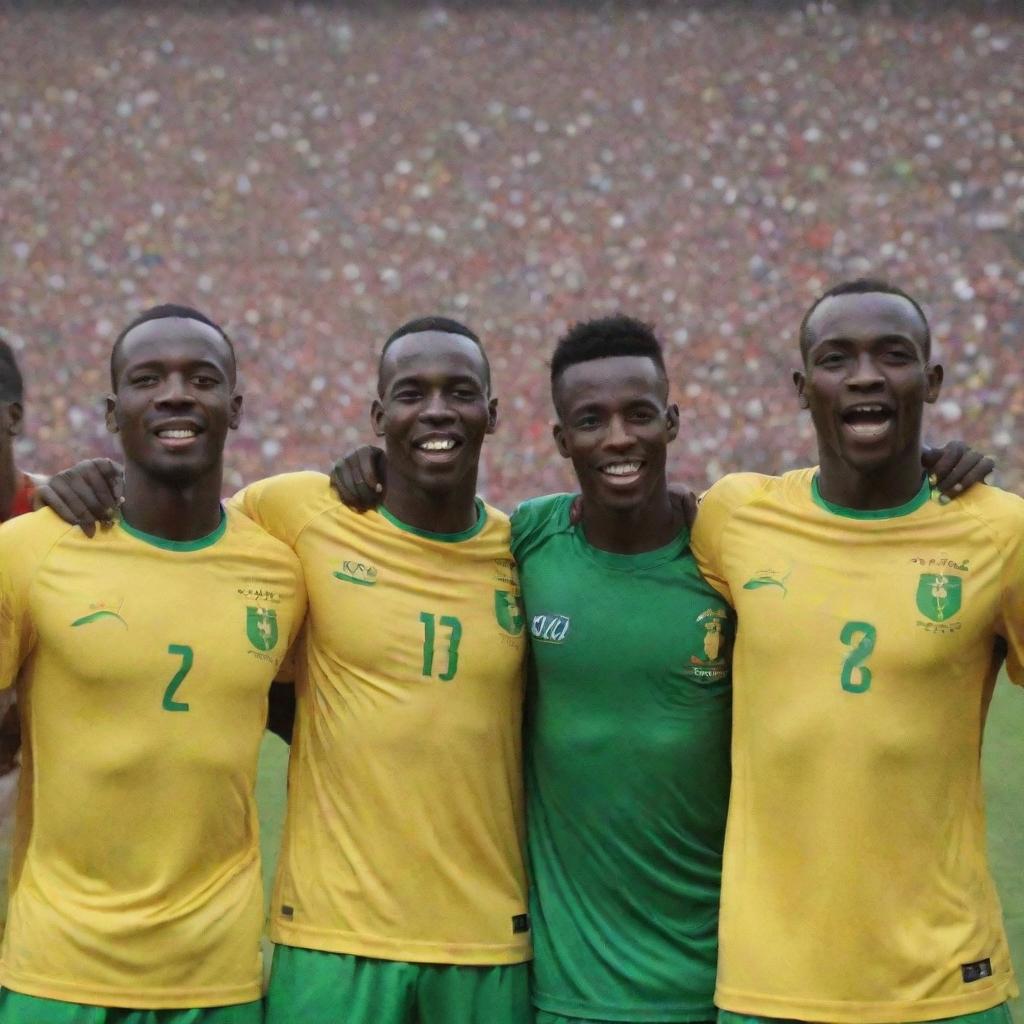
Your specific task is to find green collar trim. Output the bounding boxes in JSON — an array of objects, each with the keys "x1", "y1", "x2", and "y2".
[
  {"x1": 811, "y1": 474, "x2": 931, "y2": 520},
  {"x1": 119, "y1": 507, "x2": 227, "y2": 551},
  {"x1": 575, "y1": 523, "x2": 691, "y2": 571},
  {"x1": 378, "y1": 498, "x2": 487, "y2": 543}
]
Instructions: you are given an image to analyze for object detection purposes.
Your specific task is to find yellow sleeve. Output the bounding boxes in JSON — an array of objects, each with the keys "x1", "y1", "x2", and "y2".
[
  {"x1": 0, "y1": 513, "x2": 66, "y2": 689},
  {"x1": 996, "y1": 505, "x2": 1024, "y2": 688},
  {"x1": 691, "y1": 474, "x2": 765, "y2": 607},
  {"x1": 229, "y1": 471, "x2": 331, "y2": 549}
]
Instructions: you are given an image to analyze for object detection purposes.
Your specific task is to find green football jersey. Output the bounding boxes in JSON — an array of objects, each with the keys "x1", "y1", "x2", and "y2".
[{"x1": 512, "y1": 495, "x2": 733, "y2": 1023}]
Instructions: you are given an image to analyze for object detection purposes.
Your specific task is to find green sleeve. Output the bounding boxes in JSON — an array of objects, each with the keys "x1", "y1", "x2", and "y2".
[{"x1": 510, "y1": 493, "x2": 574, "y2": 562}]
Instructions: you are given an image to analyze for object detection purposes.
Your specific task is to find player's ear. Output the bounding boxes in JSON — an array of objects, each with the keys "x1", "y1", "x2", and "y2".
[
  {"x1": 924, "y1": 362, "x2": 943, "y2": 405},
  {"x1": 793, "y1": 370, "x2": 809, "y2": 410},
  {"x1": 370, "y1": 398, "x2": 386, "y2": 439},
  {"x1": 105, "y1": 394, "x2": 119, "y2": 435},
  {"x1": 552, "y1": 420, "x2": 571, "y2": 459},
  {"x1": 666, "y1": 402, "x2": 680, "y2": 442},
  {"x1": 228, "y1": 393, "x2": 243, "y2": 431},
  {"x1": 4, "y1": 401, "x2": 23, "y2": 437},
  {"x1": 486, "y1": 397, "x2": 498, "y2": 435}
]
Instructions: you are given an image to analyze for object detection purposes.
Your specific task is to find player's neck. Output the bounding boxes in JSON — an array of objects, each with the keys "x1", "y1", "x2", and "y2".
[
  {"x1": 0, "y1": 446, "x2": 19, "y2": 521},
  {"x1": 816, "y1": 448, "x2": 926, "y2": 511},
  {"x1": 581, "y1": 483, "x2": 683, "y2": 555},
  {"x1": 120, "y1": 465, "x2": 225, "y2": 542},
  {"x1": 382, "y1": 474, "x2": 480, "y2": 536}
]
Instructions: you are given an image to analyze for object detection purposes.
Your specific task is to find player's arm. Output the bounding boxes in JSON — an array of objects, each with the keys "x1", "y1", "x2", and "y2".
[
  {"x1": 0, "y1": 696, "x2": 20, "y2": 777},
  {"x1": 330, "y1": 446, "x2": 387, "y2": 511},
  {"x1": 33, "y1": 458, "x2": 124, "y2": 536},
  {"x1": 920, "y1": 442, "x2": 994, "y2": 502},
  {"x1": 267, "y1": 682, "x2": 296, "y2": 745}
]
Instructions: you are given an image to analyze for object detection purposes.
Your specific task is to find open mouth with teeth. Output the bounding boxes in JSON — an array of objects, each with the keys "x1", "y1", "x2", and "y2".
[
  {"x1": 600, "y1": 460, "x2": 644, "y2": 481},
  {"x1": 154, "y1": 426, "x2": 202, "y2": 449},
  {"x1": 413, "y1": 436, "x2": 463, "y2": 461},
  {"x1": 841, "y1": 405, "x2": 893, "y2": 440}
]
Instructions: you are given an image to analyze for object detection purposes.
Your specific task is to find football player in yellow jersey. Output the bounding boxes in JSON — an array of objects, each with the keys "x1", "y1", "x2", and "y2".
[
  {"x1": 0, "y1": 306, "x2": 306, "y2": 1024},
  {"x1": 692, "y1": 280, "x2": 1021, "y2": 1024},
  {"x1": 243, "y1": 318, "x2": 531, "y2": 1024}
]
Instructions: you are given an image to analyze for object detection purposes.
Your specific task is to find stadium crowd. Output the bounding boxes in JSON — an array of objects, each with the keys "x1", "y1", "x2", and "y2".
[{"x1": 1, "y1": 0, "x2": 1021, "y2": 501}]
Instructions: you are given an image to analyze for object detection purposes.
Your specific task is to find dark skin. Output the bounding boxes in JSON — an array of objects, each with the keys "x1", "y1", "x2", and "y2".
[
  {"x1": 109, "y1": 316, "x2": 242, "y2": 540},
  {"x1": 795, "y1": 291, "x2": 943, "y2": 510},
  {"x1": 552, "y1": 354, "x2": 685, "y2": 553},
  {"x1": 0, "y1": 396, "x2": 24, "y2": 522},
  {"x1": 371, "y1": 330, "x2": 497, "y2": 535}
]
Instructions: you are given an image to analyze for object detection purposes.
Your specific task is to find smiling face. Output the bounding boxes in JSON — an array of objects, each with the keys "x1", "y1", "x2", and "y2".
[
  {"x1": 553, "y1": 354, "x2": 678, "y2": 514},
  {"x1": 794, "y1": 291, "x2": 942, "y2": 478},
  {"x1": 372, "y1": 330, "x2": 497, "y2": 501},
  {"x1": 107, "y1": 316, "x2": 242, "y2": 486}
]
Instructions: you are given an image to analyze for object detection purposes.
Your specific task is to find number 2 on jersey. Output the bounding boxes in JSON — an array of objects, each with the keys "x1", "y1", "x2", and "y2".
[
  {"x1": 163, "y1": 644, "x2": 193, "y2": 712},
  {"x1": 839, "y1": 621, "x2": 876, "y2": 693},
  {"x1": 420, "y1": 613, "x2": 462, "y2": 681}
]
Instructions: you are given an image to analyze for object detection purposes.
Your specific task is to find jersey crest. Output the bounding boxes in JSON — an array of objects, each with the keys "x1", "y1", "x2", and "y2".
[
  {"x1": 494, "y1": 590, "x2": 525, "y2": 636},
  {"x1": 916, "y1": 573, "x2": 962, "y2": 623},
  {"x1": 247, "y1": 606, "x2": 280, "y2": 651},
  {"x1": 688, "y1": 607, "x2": 731, "y2": 683}
]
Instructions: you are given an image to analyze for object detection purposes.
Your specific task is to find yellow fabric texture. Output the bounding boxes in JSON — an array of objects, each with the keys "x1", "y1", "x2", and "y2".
[
  {"x1": 232, "y1": 472, "x2": 530, "y2": 965},
  {"x1": 692, "y1": 468, "x2": 1023, "y2": 1024},
  {"x1": 0, "y1": 507, "x2": 305, "y2": 1008}
]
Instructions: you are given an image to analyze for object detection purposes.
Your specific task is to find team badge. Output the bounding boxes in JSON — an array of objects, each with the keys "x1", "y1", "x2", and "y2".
[
  {"x1": 688, "y1": 607, "x2": 731, "y2": 683},
  {"x1": 247, "y1": 606, "x2": 279, "y2": 651},
  {"x1": 494, "y1": 590, "x2": 525, "y2": 636},
  {"x1": 916, "y1": 573, "x2": 962, "y2": 623}
]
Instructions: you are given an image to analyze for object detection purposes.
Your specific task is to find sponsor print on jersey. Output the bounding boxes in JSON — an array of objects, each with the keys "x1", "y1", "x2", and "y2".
[
  {"x1": 688, "y1": 607, "x2": 730, "y2": 683},
  {"x1": 333, "y1": 560, "x2": 379, "y2": 586},
  {"x1": 70, "y1": 599, "x2": 128, "y2": 629},
  {"x1": 494, "y1": 589, "x2": 525, "y2": 636},
  {"x1": 531, "y1": 613, "x2": 571, "y2": 644},
  {"x1": 247, "y1": 606, "x2": 279, "y2": 651},
  {"x1": 742, "y1": 567, "x2": 790, "y2": 596},
  {"x1": 916, "y1": 572, "x2": 962, "y2": 623}
]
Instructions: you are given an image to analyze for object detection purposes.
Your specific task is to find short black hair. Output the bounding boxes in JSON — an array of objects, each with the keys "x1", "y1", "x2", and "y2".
[
  {"x1": 110, "y1": 303, "x2": 236, "y2": 390},
  {"x1": 799, "y1": 278, "x2": 931, "y2": 360},
  {"x1": 550, "y1": 315, "x2": 667, "y2": 409},
  {"x1": 0, "y1": 336, "x2": 24, "y2": 404},
  {"x1": 377, "y1": 316, "x2": 489, "y2": 395}
]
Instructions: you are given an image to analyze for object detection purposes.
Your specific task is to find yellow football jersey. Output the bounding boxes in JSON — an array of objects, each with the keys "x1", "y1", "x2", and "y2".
[
  {"x1": 692, "y1": 468, "x2": 1023, "y2": 1023},
  {"x1": 0, "y1": 507, "x2": 305, "y2": 1009},
  {"x1": 232, "y1": 472, "x2": 530, "y2": 965}
]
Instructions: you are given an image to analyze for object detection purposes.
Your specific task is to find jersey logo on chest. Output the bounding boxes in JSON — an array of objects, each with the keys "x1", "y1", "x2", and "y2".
[
  {"x1": 915, "y1": 573, "x2": 962, "y2": 623},
  {"x1": 494, "y1": 590, "x2": 525, "y2": 636},
  {"x1": 531, "y1": 613, "x2": 571, "y2": 644},
  {"x1": 332, "y1": 560, "x2": 379, "y2": 587},
  {"x1": 247, "y1": 607, "x2": 279, "y2": 652},
  {"x1": 687, "y1": 607, "x2": 731, "y2": 684}
]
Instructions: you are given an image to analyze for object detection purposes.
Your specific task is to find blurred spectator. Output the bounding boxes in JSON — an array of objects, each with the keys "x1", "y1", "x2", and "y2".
[{"x1": 0, "y1": 1, "x2": 1020, "y2": 504}]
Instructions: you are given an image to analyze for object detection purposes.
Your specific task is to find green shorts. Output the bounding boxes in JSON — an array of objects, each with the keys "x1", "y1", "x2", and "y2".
[
  {"x1": 717, "y1": 1001, "x2": 1013, "y2": 1024},
  {"x1": 536, "y1": 1012, "x2": 714, "y2": 1024},
  {"x1": 0, "y1": 990, "x2": 262, "y2": 1024},
  {"x1": 264, "y1": 943, "x2": 530, "y2": 1024}
]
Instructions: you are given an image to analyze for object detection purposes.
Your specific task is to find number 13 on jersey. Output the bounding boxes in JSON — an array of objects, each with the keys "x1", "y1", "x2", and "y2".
[{"x1": 420, "y1": 613, "x2": 462, "y2": 681}]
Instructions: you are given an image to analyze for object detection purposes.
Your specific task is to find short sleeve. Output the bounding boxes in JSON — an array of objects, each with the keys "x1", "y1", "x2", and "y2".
[
  {"x1": 510, "y1": 494, "x2": 572, "y2": 563},
  {"x1": 690, "y1": 486, "x2": 734, "y2": 606},
  {"x1": 0, "y1": 515, "x2": 57, "y2": 689},
  {"x1": 229, "y1": 472, "x2": 331, "y2": 549},
  {"x1": 997, "y1": 513, "x2": 1024, "y2": 688}
]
